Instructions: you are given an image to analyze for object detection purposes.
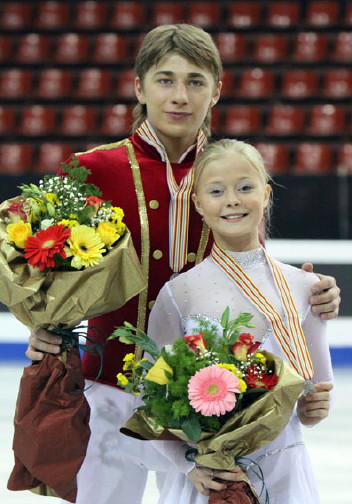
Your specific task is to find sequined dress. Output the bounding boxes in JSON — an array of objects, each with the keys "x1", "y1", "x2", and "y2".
[{"x1": 147, "y1": 248, "x2": 334, "y2": 504}]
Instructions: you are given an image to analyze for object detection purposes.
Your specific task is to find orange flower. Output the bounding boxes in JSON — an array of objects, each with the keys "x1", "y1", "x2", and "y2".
[
  {"x1": 24, "y1": 224, "x2": 71, "y2": 271},
  {"x1": 232, "y1": 333, "x2": 260, "y2": 361},
  {"x1": 183, "y1": 333, "x2": 207, "y2": 353}
]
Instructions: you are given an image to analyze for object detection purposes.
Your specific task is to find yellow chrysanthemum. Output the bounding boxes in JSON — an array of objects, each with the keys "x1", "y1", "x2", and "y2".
[
  {"x1": 110, "y1": 207, "x2": 126, "y2": 235},
  {"x1": 116, "y1": 373, "x2": 129, "y2": 386},
  {"x1": 66, "y1": 225, "x2": 106, "y2": 269},
  {"x1": 218, "y1": 363, "x2": 244, "y2": 379},
  {"x1": 7, "y1": 221, "x2": 32, "y2": 248},
  {"x1": 255, "y1": 353, "x2": 266, "y2": 365},
  {"x1": 57, "y1": 219, "x2": 79, "y2": 229},
  {"x1": 44, "y1": 192, "x2": 61, "y2": 205},
  {"x1": 123, "y1": 353, "x2": 135, "y2": 362},
  {"x1": 96, "y1": 221, "x2": 120, "y2": 247},
  {"x1": 239, "y1": 379, "x2": 247, "y2": 393}
]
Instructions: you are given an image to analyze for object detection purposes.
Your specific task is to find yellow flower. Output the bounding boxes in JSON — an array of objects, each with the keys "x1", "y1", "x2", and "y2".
[
  {"x1": 218, "y1": 363, "x2": 244, "y2": 379},
  {"x1": 57, "y1": 219, "x2": 79, "y2": 229},
  {"x1": 255, "y1": 353, "x2": 266, "y2": 365},
  {"x1": 96, "y1": 221, "x2": 120, "y2": 247},
  {"x1": 239, "y1": 379, "x2": 247, "y2": 393},
  {"x1": 123, "y1": 353, "x2": 135, "y2": 362},
  {"x1": 66, "y1": 225, "x2": 106, "y2": 269},
  {"x1": 145, "y1": 356, "x2": 173, "y2": 385},
  {"x1": 116, "y1": 373, "x2": 129, "y2": 386},
  {"x1": 44, "y1": 193, "x2": 61, "y2": 205},
  {"x1": 7, "y1": 221, "x2": 32, "y2": 248},
  {"x1": 110, "y1": 207, "x2": 126, "y2": 235}
]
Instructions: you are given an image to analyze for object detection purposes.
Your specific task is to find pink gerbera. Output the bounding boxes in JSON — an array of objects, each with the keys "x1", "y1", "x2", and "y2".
[{"x1": 188, "y1": 365, "x2": 240, "y2": 417}]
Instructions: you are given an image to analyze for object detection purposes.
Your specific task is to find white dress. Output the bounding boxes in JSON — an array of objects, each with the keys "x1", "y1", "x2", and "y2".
[{"x1": 147, "y1": 248, "x2": 334, "y2": 504}]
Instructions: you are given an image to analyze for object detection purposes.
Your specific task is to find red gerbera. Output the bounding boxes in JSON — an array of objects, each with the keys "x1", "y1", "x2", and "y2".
[{"x1": 24, "y1": 224, "x2": 71, "y2": 271}]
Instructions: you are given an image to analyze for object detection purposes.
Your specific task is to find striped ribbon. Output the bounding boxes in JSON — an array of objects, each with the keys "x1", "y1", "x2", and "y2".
[
  {"x1": 136, "y1": 120, "x2": 206, "y2": 272},
  {"x1": 211, "y1": 242, "x2": 313, "y2": 379}
]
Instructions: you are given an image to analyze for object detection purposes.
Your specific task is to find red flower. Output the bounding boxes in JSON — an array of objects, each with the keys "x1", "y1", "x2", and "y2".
[
  {"x1": 183, "y1": 333, "x2": 207, "y2": 353},
  {"x1": 232, "y1": 333, "x2": 260, "y2": 361},
  {"x1": 24, "y1": 224, "x2": 71, "y2": 271},
  {"x1": 245, "y1": 363, "x2": 278, "y2": 390},
  {"x1": 8, "y1": 202, "x2": 27, "y2": 222},
  {"x1": 84, "y1": 196, "x2": 103, "y2": 216}
]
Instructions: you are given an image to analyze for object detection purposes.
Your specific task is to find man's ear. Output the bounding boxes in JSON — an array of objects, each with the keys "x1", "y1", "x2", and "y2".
[
  {"x1": 192, "y1": 193, "x2": 204, "y2": 216},
  {"x1": 135, "y1": 77, "x2": 146, "y2": 104},
  {"x1": 210, "y1": 80, "x2": 222, "y2": 108}
]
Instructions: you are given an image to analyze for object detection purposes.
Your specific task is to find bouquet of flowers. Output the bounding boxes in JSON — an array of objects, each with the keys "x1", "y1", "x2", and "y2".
[
  {"x1": 109, "y1": 307, "x2": 305, "y2": 504},
  {"x1": 0, "y1": 157, "x2": 146, "y2": 502}
]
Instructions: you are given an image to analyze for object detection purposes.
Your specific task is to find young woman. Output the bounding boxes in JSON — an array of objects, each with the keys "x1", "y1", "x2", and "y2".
[{"x1": 148, "y1": 139, "x2": 334, "y2": 504}]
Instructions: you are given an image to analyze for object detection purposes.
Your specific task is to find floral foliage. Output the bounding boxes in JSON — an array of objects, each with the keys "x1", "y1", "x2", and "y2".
[{"x1": 109, "y1": 307, "x2": 278, "y2": 442}]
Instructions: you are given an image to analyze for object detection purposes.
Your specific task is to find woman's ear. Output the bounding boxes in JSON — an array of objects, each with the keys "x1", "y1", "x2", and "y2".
[
  {"x1": 192, "y1": 193, "x2": 204, "y2": 216},
  {"x1": 264, "y1": 184, "x2": 271, "y2": 209}
]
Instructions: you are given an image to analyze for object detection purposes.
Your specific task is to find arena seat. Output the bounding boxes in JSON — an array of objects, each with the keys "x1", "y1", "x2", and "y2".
[
  {"x1": 17, "y1": 34, "x2": 51, "y2": 63},
  {"x1": 281, "y1": 70, "x2": 319, "y2": 98},
  {"x1": 0, "y1": 107, "x2": 16, "y2": 135},
  {"x1": 101, "y1": 105, "x2": 133, "y2": 136},
  {"x1": 36, "y1": 1, "x2": 71, "y2": 29},
  {"x1": 293, "y1": 143, "x2": 333, "y2": 174},
  {"x1": 37, "y1": 143, "x2": 74, "y2": 173},
  {"x1": 332, "y1": 32, "x2": 352, "y2": 62},
  {"x1": 60, "y1": 106, "x2": 97, "y2": 136},
  {"x1": 219, "y1": 70, "x2": 236, "y2": 98},
  {"x1": 239, "y1": 68, "x2": 274, "y2": 98},
  {"x1": 93, "y1": 34, "x2": 128, "y2": 63},
  {"x1": 227, "y1": 2, "x2": 261, "y2": 28},
  {"x1": 306, "y1": 1, "x2": 340, "y2": 26},
  {"x1": 308, "y1": 104, "x2": 346, "y2": 135},
  {"x1": 186, "y1": 3, "x2": 221, "y2": 28},
  {"x1": 337, "y1": 144, "x2": 352, "y2": 174},
  {"x1": 323, "y1": 70, "x2": 352, "y2": 98},
  {"x1": 0, "y1": 36, "x2": 13, "y2": 62},
  {"x1": 1, "y1": 3, "x2": 33, "y2": 30},
  {"x1": 223, "y1": 106, "x2": 261, "y2": 136},
  {"x1": 0, "y1": 69, "x2": 33, "y2": 98},
  {"x1": 151, "y1": 3, "x2": 184, "y2": 26},
  {"x1": 255, "y1": 143, "x2": 290, "y2": 175},
  {"x1": 110, "y1": 2, "x2": 145, "y2": 29},
  {"x1": 0, "y1": 144, "x2": 34, "y2": 174},
  {"x1": 293, "y1": 32, "x2": 328, "y2": 62},
  {"x1": 19, "y1": 105, "x2": 56, "y2": 136},
  {"x1": 76, "y1": 69, "x2": 112, "y2": 99},
  {"x1": 37, "y1": 69, "x2": 72, "y2": 99},
  {"x1": 266, "y1": 105, "x2": 305, "y2": 136},
  {"x1": 55, "y1": 33, "x2": 89, "y2": 63},
  {"x1": 75, "y1": 1, "x2": 108, "y2": 29},
  {"x1": 117, "y1": 70, "x2": 137, "y2": 99},
  {"x1": 266, "y1": 2, "x2": 300, "y2": 27},
  {"x1": 253, "y1": 35, "x2": 288, "y2": 63},
  {"x1": 215, "y1": 33, "x2": 248, "y2": 63}
]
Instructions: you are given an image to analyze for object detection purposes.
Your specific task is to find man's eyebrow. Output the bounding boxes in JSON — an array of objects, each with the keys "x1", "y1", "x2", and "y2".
[{"x1": 153, "y1": 71, "x2": 206, "y2": 78}]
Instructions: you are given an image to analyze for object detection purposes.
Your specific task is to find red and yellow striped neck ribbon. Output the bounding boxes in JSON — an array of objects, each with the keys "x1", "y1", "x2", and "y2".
[
  {"x1": 136, "y1": 120, "x2": 206, "y2": 272},
  {"x1": 211, "y1": 242, "x2": 313, "y2": 379}
]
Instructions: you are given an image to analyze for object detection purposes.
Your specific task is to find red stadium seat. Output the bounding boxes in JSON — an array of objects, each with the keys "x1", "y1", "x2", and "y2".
[
  {"x1": 1, "y1": 3, "x2": 33, "y2": 29},
  {"x1": 338, "y1": 144, "x2": 352, "y2": 174},
  {"x1": 76, "y1": 69, "x2": 112, "y2": 98},
  {"x1": 60, "y1": 106, "x2": 97, "y2": 136},
  {"x1": 37, "y1": 143, "x2": 74, "y2": 173},
  {"x1": 308, "y1": 104, "x2": 345, "y2": 135},
  {"x1": 346, "y1": 3, "x2": 352, "y2": 25},
  {"x1": 55, "y1": 33, "x2": 89, "y2": 63},
  {"x1": 0, "y1": 144, "x2": 34, "y2": 174},
  {"x1": 306, "y1": 1, "x2": 340, "y2": 26},
  {"x1": 266, "y1": 2, "x2": 300, "y2": 27},
  {"x1": 253, "y1": 35, "x2": 288, "y2": 63},
  {"x1": 239, "y1": 68, "x2": 274, "y2": 98},
  {"x1": 19, "y1": 106, "x2": 56, "y2": 136},
  {"x1": 101, "y1": 105, "x2": 133, "y2": 136},
  {"x1": 281, "y1": 71, "x2": 319, "y2": 98},
  {"x1": 110, "y1": 2, "x2": 145, "y2": 29},
  {"x1": 0, "y1": 107, "x2": 16, "y2": 135},
  {"x1": 75, "y1": 1, "x2": 108, "y2": 29},
  {"x1": 151, "y1": 3, "x2": 185, "y2": 26},
  {"x1": 37, "y1": 69, "x2": 72, "y2": 99},
  {"x1": 219, "y1": 70, "x2": 236, "y2": 98},
  {"x1": 93, "y1": 34, "x2": 128, "y2": 63},
  {"x1": 332, "y1": 32, "x2": 352, "y2": 62},
  {"x1": 223, "y1": 106, "x2": 261, "y2": 136},
  {"x1": 0, "y1": 36, "x2": 13, "y2": 62},
  {"x1": 215, "y1": 33, "x2": 247, "y2": 63},
  {"x1": 255, "y1": 143, "x2": 290, "y2": 175},
  {"x1": 323, "y1": 70, "x2": 352, "y2": 98},
  {"x1": 293, "y1": 143, "x2": 333, "y2": 174},
  {"x1": 186, "y1": 3, "x2": 221, "y2": 28},
  {"x1": 210, "y1": 107, "x2": 221, "y2": 133},
  {"x1": 0, "y1": 69, "x2": 33, "y2": 98},
  {"x1": 266, "y1": 105, "x2": 305, "y2": 136},
  {"x1": 36, "y1": 1, "x2": 71, "y2": 29},
  {"x1": 227, "y1": 2, "x2": 261, "y2": 28},
  {"x1": 17, "y1": 34, "x2": 51, "y2": 63},
  {"x1": 117, "y1": 70, "x2": 137, "y2": 99},
  {"x1": 293, "y1": 32, "x2": 328, "y2": 62}
]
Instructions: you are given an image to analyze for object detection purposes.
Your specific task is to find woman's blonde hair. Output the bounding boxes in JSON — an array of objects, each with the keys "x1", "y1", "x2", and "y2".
[{"x1": 132, "y1": 24, "x2": 222, "y2": 137}]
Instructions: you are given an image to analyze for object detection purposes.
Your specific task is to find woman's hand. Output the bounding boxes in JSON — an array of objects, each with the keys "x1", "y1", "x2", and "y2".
[
  {"x1": 301, "y1": 263, "x2": 341, "y2": 320},
  {"x1": 188, "y1": 464, "x2": 245, "y2": 496},
  {"x1": 25, "y1": 328, "x2": 62, "y2": 361},
  {"x1": 297, "y1": 381, "x2": 333, "y2": 427}
]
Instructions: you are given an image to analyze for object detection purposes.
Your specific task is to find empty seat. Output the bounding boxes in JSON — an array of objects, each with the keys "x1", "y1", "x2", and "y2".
[
  {"x1": 293, "y1": 143, "x2": 333, "y2": 174},
  {"x1": 37, "y1": 143, "x2": 74, "y2": 173},
  {"x1": 101, "y1": 105, "x2": 133, "y2": 136},
  {"x1": 293, "y1": 32, "x2": 328, "y2": 62},
  {"x1": 266, "y1": 2, "x2": 300, "y2": 27},
  {"x1": 223, "y1": 106, "x2": 261, "y2": 136},
  {"x1": 255, "y1": 143, "x2": 290, "y2": 175},
  {"x1": 36, "y1": 1, "x2": 71, "y2": 29},
  {"x1": 93, "y1": 34, "x2": 128, "y2": 63},
  {"x1": 17, "y1": 34, "x2": 51, "y2": 63},
  {"x1": 0, "y1": 69, "x2": 33, "y2": 98},
  {"x1": 308, "y1": 104, "x2": 345, "y2": 135},
  {"x1": 266, "y1": 105, "x2": 305, "y2": 135},
  {"x1": 151, "y1": 3, "x2": 185, "y2": 26},
  {"x1": 346, "y1": 3, "x2": 352, "y2": 25},
  {"x1": 116, "y1": 70, "x2": 136, "y2": 99},
  {"x1": 227, "y1": 2, "x2": 261, "y2": 28},
  {"x1": 60, "y1": 106, "x2": 97, "y2": 136},
  {"x1": 76, "y1": 69, "x2": 112, "y2": 98},
  {"x1": 332, "y1": 32, "x2": 352, "y2": 62},
  {"x1": 323, "y1": 70, "x2": 352, "y2": 98},
  {"x1": 0, "y1": 36, "x2": 13, "y2": 62},
  {"x1": 0, "y1": 144, "x2": 34, "y2": 174},
  {"x1": 0, "y1": 107, "x2": 16, "y2": 135},
  {"x1": 55, "y1": 33, "x2": 89, "y2": 63},
  {"x1": 215, "y1": 33, "x2": 247, "y2": 63},
  {"x1": 1, "y1": 3, "x2": 33, "y2": 29},
  {"x1": 337, "y1": 144, "x2": 352, "y2": 174},
  {"x1": 253, "y1": 35, "x2": 288, "y2": 63},
  {"x1": 37, "y1": 69, "x2": 72, "y2": 99},
  {"x1": 219, "y1": 70, "x2": 236, "y2": 98},
  {"x1": 281, "y1": 70, "x2": 319, "y2": 98},
  {"x1": 19, "y1": 106, "x2": 56, "y2": 136},
  {"x1": 186, "y1": 3, "x2": 221, "y2": 28},
  {"x1": 75, "y1": 1, "x2": 108, "y2": 29},
  {"x1": 239, "y1": 68, "x2": 274, "y2": 98},
  {"x1": 210, "y1": 107, "x2": 221, "y2": 133},
  {"x1": 306, "y1": 1, "x2": 340, "y2": 26},
  {"x1": 110, "y1": 2, "x2": 145, "y2": 29}
]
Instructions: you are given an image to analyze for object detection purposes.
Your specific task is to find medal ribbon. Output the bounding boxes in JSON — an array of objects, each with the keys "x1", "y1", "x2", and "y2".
[
  {"x1": 211, "y1": 242, "x2": 313, "y2": 379},
  {"x1": 136, "y1": 120, "x2": 206, "y2": 272}
]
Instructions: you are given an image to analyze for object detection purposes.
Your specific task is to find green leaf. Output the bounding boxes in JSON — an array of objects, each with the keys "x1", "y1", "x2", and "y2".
[
  {"x1": 220, "y1": 306, "x2": 230, "y2": 329},
  {"x1": 181, "y1": 416, "x2": 202, "y2": 443}
]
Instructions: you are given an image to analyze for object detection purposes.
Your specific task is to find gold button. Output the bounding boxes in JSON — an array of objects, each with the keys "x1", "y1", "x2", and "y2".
[
  {"x1": 149, "y1": 200, "x2": 159, "y2": 210},
  {"x1": 152, "y1": 249, "x2": 163, "y2": 260},
  {"x1": 148, "y1": 300, "x2": 155, "y2": 310},
  {"x1": 187, "y1": 252, "x2": 196, "y2": 263}
]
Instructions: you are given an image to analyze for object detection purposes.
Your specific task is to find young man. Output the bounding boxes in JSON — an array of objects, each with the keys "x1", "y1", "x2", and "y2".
[{"x1": 26, "y1": 25, "x2": 340, "y2": 504}]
